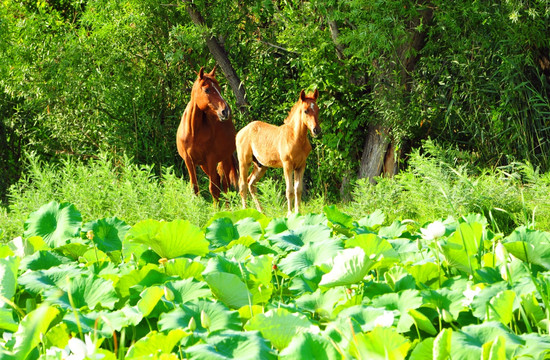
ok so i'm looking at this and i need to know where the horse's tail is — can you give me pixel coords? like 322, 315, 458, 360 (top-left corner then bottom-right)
228, 153, 239, 190
217, 153, 239, 191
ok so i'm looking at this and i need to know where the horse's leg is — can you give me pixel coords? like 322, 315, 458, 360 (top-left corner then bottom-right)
248, 163, 267, 212
201, 163, 222, 204
294, 166, 305, 214
217, 161, 229, 193
283, 164, 295, 216
183, 155, 200, 195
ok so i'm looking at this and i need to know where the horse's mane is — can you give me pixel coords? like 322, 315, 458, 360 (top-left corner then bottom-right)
283, 101, 301, 125
283, 93, 315, 124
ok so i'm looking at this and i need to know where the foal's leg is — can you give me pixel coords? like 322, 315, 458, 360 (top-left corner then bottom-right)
237, 149, 252, 209
248, 163, 267, 212
283, 164, 295, 216
293, 167, 305, 214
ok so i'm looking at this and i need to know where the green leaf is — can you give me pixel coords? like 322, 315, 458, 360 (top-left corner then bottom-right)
487, 290, 515, 325
378, 220, 408, 238
440, 222, 483, 274
185, 330, 276, 360
46, 273, 118, 310
163, 257, 205, 280
372, 290, 423, 333
346, 233, 399, 269
18, 263, 84, 295
115, 264, 168, 299
357, 209, 386, 229
206, 217, 239, 248
434, 328, 452, 360
8, 236, 47, 257
165, 278, 211, 305
244, 308, 318, 350
13, 305, 60, 359
23, 201, 82, 247
207, 209, 269, 229
82, 217, 130, 253
471, 282, 508, 320
407, 262, 441, 288
323, 205, 354, 228
137, 286, 165, 317
204, 272, 251, 309
127, 219, 209, 259
482, 335, 506, 360
278, 238, 342, 277
19, 250, 71, 271
63, 307, 143, 337
158, 300, 241, 333
125, 329, 188, 358
295, 288, 344, 320
279, 332, 340, 360
503, 226, 550, 270
268, 224, 332, 251
320, 247, 373, 288
451, 322, 523, 359
408, 308, 437, 335
349, 326, 411, 360
0, 256, 19, 307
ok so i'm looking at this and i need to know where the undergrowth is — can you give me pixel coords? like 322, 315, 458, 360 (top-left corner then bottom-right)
345, 140, 550, 233
1, 142, 550, 242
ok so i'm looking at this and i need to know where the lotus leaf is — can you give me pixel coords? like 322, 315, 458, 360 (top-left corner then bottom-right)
184, 329, 276, 360
23, 201, 82, 248
245, 308, 319, 350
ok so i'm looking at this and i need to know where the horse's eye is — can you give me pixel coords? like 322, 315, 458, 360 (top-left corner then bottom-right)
204, 87, 211, 94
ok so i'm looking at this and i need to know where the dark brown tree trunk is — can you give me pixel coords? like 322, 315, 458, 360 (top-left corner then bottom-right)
183, 1, 248, 113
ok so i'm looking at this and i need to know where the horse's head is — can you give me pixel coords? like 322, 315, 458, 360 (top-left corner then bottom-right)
193, 66, 231, 121
299, 89, 321, 138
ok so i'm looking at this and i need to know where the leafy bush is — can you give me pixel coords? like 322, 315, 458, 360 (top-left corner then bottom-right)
1, 153, 212, 240
346, 140, 550, 233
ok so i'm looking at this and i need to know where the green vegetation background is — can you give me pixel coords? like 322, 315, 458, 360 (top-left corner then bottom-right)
2, 0, 550, 236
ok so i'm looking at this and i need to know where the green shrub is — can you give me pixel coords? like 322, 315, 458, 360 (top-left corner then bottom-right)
0, 153, 213, 241
346, 140, 550, 233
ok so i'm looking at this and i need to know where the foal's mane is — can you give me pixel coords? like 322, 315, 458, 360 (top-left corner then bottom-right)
283, 101, 301, 125
283, 93, 315, 124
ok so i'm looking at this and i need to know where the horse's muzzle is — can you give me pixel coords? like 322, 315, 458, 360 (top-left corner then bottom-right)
312, 126, 322, 138
218, 107, 230, 121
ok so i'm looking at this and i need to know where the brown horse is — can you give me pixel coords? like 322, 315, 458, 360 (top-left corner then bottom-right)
176, 66, 238, 202
236, 89, 320, 215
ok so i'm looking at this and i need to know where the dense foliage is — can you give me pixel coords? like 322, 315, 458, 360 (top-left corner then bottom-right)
1, 202, 550, 358
1, 0, 550, 201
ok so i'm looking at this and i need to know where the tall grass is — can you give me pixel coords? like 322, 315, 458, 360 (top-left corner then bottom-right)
345, 140, 550, 233
2, 144, 550, 242
0, 153, 213, 240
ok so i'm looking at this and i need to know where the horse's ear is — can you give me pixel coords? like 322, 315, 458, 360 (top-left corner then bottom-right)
313, 89, 319, 100
300, 90, 307, 102
198, 67, 205, 79
209, 65, 217, 76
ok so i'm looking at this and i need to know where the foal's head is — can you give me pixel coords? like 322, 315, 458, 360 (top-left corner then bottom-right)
193, 66, 231, 121
298, 89, 321, 137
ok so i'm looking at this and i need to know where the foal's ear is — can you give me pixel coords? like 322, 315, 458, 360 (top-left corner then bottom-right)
313, 89, 319, 100
209, 65, 217, 77
198, 67, 205, 79
300, 90, 307, 102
